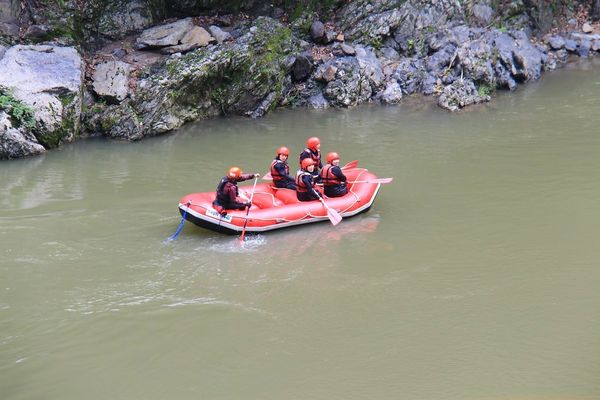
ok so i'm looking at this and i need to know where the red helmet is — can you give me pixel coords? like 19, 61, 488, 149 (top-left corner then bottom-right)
228, 166, 242, 178
301, 158, 315, 170
277, 146, 289, 156
326, 152, 340, 164
306, 137, 320, 151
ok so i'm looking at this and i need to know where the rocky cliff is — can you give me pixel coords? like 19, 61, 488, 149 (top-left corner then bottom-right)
1, 0, 599, 159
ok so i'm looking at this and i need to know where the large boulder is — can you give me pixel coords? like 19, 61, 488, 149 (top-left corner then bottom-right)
94, 0, 155, 40
317, 57, 372, 107
0, 110, 46, 160
338, 0, 463, 45
493, 31, 544, 83
92, 61, 131, 103
0, 45, 84, 149
160, 26, 215, 54
438, 78, 490, 111
135, 18, 195, 49
92, 17, 298, 139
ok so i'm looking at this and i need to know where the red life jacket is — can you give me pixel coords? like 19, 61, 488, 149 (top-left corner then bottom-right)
299, 148, 321, 169
320, 164, 343, 186
295, 170, 312, 193
270, 159, 289, 182
215, 177, 237, 204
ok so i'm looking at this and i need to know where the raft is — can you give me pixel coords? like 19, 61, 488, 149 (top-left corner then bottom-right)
177, 166, 384, 235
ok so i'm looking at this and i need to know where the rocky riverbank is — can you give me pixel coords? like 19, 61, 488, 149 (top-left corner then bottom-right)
1, 0, 600, 159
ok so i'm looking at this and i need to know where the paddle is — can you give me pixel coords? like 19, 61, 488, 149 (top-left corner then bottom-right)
348, 177, 393, 184
166, 201, 191, 242
341, 160, 359, 170
239, 176, 259, 242
313, 189, 342, 226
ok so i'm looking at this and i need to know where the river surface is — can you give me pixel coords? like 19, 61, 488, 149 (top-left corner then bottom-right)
2, 59, 600, 400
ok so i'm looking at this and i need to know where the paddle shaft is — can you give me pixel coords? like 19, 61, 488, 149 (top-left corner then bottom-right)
239, 176, 259, 242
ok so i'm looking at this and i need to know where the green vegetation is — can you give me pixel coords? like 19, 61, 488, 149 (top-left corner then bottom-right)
0, 89, 37, 131
477, 84, 493, 97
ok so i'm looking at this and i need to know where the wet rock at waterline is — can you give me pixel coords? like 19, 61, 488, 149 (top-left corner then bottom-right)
0, 45, 83, 150
0, 111, 46, 160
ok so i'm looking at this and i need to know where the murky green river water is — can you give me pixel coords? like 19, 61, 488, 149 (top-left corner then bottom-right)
2, 59, 600, 400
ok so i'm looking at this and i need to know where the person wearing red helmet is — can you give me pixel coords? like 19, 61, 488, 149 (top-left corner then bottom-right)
270, 146, 296, 189
213, 166, 260, 214
295, 158, 321, 201
299, 137, 322, 178
320, 152, 348, 197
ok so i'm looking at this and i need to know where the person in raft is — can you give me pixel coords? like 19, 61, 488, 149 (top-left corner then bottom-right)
295, 158, 321, 202
213, 166, 260, 214
320, 152, 348, 198
299, 136, 323, 178
271, 146, 296, 190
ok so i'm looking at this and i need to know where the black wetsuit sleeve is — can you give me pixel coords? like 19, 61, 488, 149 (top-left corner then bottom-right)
302, 174, 315, 194
332, 166, 347, 182
274, 162, 287, 177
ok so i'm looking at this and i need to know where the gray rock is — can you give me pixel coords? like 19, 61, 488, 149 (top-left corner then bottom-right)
437, 78, 489, 111
96, 104, 144, 141
456, 39, 495, 86
0, 45, 84, 149
564, 39, 577, 52
307, 92, 329, 109
0, 111, 46, 159
291, 54, 313, 82
339, 0, 462, 44
380, 47, 400, 61
471, 4, 493, 26
577, 39, 591, 57
105, 17, 298, 136
494, 61, 517, 90
582, 22, 593, 33
324, 30, 338, 44
135, 18, 194, 49
0, 22, 19, 38
341, 43, 356, 55
376, 81, 403, 104
421, 73, 438, 95
92, 61, 131, 103
494, 32, 543, 82
592, 40, 600, 51
209, 25, 232, 44
160, 26, 215, 54
355, 46, 384, 91
96, 0, 154, 40
570, 32, 600, 41
426, 45, 456, 75
428, 32, 449, 52
111, 48, 128, 59
317, 57, 372, 107
448, 25, 472, 46
393, 58, 426, 95
0, 45, 5, 60
310, 21, 325, 42
547, 35, 565, 50
23, 25, 52, 40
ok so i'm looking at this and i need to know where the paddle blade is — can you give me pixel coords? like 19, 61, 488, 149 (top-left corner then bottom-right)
375, 177, 393, 183
342, 160, 359, 170
348, 177, 393, 184
327, 208, 343, 226
262, 172, 273, 181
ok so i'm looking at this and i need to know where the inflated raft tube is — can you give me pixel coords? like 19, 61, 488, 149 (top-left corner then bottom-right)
178, 167, 384, 235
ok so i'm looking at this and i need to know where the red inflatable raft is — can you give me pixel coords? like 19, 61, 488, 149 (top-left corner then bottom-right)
177, 166, 386, 235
